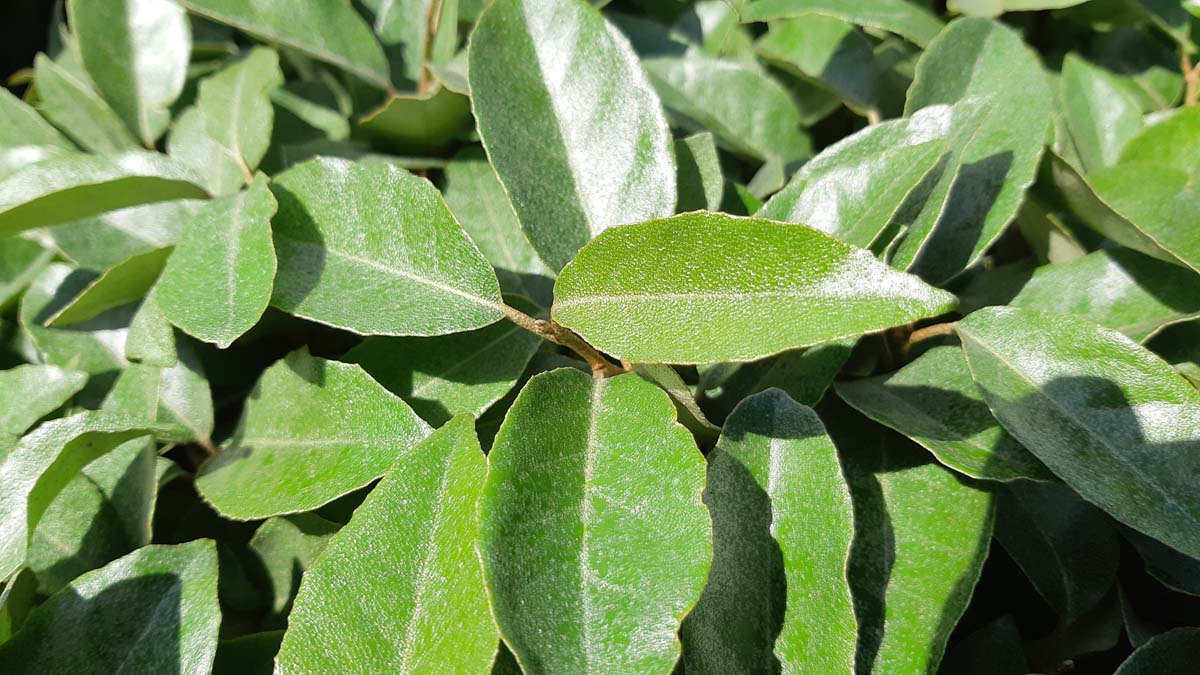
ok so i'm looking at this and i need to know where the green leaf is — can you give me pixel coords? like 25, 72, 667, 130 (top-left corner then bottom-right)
631, 362, 719, 439
469, 0, 676, 271
682, 389, 856, 674
175, 0, 391, 90
0, 86, 74, 151
950, 0, 1093, 16
20, 264, 132, 382
359, 86, 471, 155
995, 481, 1120, 622
0, 540, 220, 675
479, 369, 711, 674
643, 56, 811, 164
213, 632, 284, 675
49, 199, 202, 271
1089, 162, 1200, 275
32, 53, 140, 154
195, 349, 431, 520
441, 149, 554, 305
248, 513, 339, 620
26, 438, 157, 594
890, 18, 1053, 283
698, 339, 855, 422
0, 364, 87, 437
674, 132, 724, 212
345, 298, 542, 426
739, 0, 944, 48
552, 212, 957, 364
0, 237, 55, 310
157, 176, 279, 348
835, 346, 1053, 482
957, 306, 1200, 559
1115, 628, 1200, 674
358, 0, 452, 89
0, 152, 209, 236
67, 0, 191, 146
1123, 526, 1200, 596
168, 48, 284, 196
277, 416, 496, 674
1119, 108, 1200, 175
1009, 248, 1200, 343
755, 15, 877, 116
101, 342, 215, 446
269, 157, 504, 336
125, 285, 177, 367
45, 248, 171, 327
1059, 53, 1143, 174
758, 116, 946, 249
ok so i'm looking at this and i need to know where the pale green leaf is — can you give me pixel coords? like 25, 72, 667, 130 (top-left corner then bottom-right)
0, 237, 55, 310
0, 364, 87, 437
1088, 162, 1200, 275
674, 132, 724, 213
631, 362, 719, 438
196, 349, 431, 520
248, 514, 339, 620
102, 342, 214, 446
479, 369, 712, 674
269, 157, 504, 336
958, 306, 1200, 559
0, 86, 73, 151
358, 0, 446, 88
552, 212, 957, 364
1119, 108, 1200, 175
32, 53, 140, 154
359, 87, 471, 155
20, 264, 131, 381
277, 416, 496, 675
49, 199, 202, 271
46, 247, 171, 327
755, 15, 877, 116
1059, 53, 1143, 174
739, 0, 944, 47
125, 285, 177, 367
470, 0, 676, 271
950, 0, 1093, 16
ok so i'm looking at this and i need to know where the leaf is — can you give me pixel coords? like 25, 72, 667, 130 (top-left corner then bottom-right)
674, 132, 724, 212
1059, 53, 1143, 174
938, 615, 1028, 675
757, 115, 946, 249
248, 513, 339, 620
0, 540, 220, 675
0, 364, 87, 437
125, 285, 177, 366
631, 362, 719, 440
835, 346, 1053, 482
213, 632, 283, 675
32, 53, 140, 154
49, 199, 202, 272
157, 176, 278, 348
26, 438, 157, 594
276, 416, 497, 674
0, 237, 55, 310
957, 306, 1200, 559
1115, 628, 1200, 674
358, 0, 451, 89
67, 0, 191, 145
699, 339, 855, 422
0, 152, 209, 236
175, 0, 391, 90
739, 0, 944, 48
478, 369, 712, 674
359, 86, 471, 155
0, 86, 74, 151
1119, 108, 1200, 175
168, 48, 284, 195
0, 411, 167, 580
102, 342, 215, 446
45, 248, 171, 327
195, 349, 431, 520
755, 15, 878, 116
1122, 526, 1200, 596
643, 56, 811, 164
995, 481, 1121, 622
469, 0, 676, 271
269, 157, 504, 336
345, 297, 542, 426
1089, 162, 1200, 275
20, 264, 131, 383
950, 0, 1093, 16
441, 149, 554, 305
681, 389, 856, 674
552, 212, 957, 364
1009, 248, 1200, 343
889, 18, 1053, 283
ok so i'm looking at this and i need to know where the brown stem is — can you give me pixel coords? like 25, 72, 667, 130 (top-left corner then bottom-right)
1184, 52, 1200, 107
501, 303, 623, 378
906, 322, 957, 349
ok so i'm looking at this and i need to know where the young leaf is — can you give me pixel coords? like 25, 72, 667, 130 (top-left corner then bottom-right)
174, 0, 391, 90
1059, 53, 1143, 174
469, 0, 676, 271
0, 86, 74, 151
682, 389, 857, 674
248, 513, 339, 621
958, 306, 1200, 559
0, 540, 220, 675
45, 247, 171, 327
67, 0, 191, 146
32, 53, 140, 154
269, 157, 504, 336
0, 364, 86, 437
168, 48, 284, 195
552, 212, 957, 364
739, 0, 944, 47
1114, 628, 1200, 674
157, 176, 279, 348
276, 416, 496, 675
891, 18, 1053, 283
835, 346, 1053, 482
479, 369, 712, 674
195, 349, 431, 520
0, 152, 209, 236
1089, 162, 1200, 275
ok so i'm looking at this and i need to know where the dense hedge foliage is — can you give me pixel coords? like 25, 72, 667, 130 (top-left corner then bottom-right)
1, 0, 1199, 673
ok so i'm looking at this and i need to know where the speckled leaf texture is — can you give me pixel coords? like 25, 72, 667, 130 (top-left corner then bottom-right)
196, 349, 430, 520
33, 53, 140, 154
277, 416, 496, 675
479, 369, 712, 674
553, 212, 957, 363
0, 540, 220, 675
958, 306, 1200, 559
1059, 53, 1143, 174
157, 175, 279, 348
0, 88, 74, 151
469, 0, 676, 271
269, 157, 504, 336
683, 389, 857, 674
